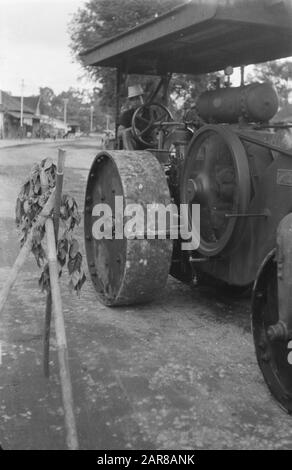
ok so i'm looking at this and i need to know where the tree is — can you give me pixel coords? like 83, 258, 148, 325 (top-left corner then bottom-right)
69, 0, 213, 114
248, 60, 292, 107
39, 87, 55, 115
39, 86, 107, 132
69, 0, 183, 60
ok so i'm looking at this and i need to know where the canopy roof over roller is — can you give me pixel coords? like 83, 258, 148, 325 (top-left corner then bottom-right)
80, 0, 292, 75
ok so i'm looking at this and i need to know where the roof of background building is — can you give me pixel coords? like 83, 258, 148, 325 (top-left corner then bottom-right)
7, 111, 40, 121
0, 91, 35, 114
13, 96, 40, 113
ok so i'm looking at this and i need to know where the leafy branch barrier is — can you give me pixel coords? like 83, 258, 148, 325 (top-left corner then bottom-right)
16, 156, 86, 295
0, 150, 86, 449
0, 190, 55, 314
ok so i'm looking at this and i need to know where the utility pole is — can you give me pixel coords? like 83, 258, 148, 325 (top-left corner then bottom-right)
240, 66, 245, 87
63, 98, 69, 126
20, 79, 24, 135
106, 114, 110, 131
0, 90, 3, 139
90, 105, 94, 133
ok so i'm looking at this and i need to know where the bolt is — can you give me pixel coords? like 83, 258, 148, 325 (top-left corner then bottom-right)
186, 178, 198, 202
267, 322, 287, 342
261, 352, 271, 363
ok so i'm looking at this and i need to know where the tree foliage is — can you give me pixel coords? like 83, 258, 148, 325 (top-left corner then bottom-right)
16, 159, 86, 295
69, 0, 183, 110
68, 0, 216, 115
69, 0, 182, 58
39, 86, 107, 132
248, 60, 292, 107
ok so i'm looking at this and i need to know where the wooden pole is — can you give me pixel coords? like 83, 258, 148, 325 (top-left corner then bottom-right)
45, 217, 79, 450
43, 292, 52, 377
40, 168, 51, 378
53, 149, 66, 239
0, 190, 55, 316
43, 149, 66, 377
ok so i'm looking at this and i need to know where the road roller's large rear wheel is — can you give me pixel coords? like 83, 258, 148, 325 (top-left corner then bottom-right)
84, 150, 173, 306
252, 254, 292, 413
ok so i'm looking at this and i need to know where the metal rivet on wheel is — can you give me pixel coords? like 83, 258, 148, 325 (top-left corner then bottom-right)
261, 352, 271, 362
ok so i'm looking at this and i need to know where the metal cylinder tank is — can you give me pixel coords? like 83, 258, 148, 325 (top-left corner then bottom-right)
197, 82, 279, 124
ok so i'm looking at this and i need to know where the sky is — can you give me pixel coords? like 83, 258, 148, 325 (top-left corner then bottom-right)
0, 0, 245, 98
0, 0, 291, 100
0, 0, 95, 96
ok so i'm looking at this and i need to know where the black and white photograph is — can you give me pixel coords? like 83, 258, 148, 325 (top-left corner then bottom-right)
0, 0, 292, 453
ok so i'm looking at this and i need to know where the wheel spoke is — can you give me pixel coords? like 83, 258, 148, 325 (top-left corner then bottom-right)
132, 103, 173, 147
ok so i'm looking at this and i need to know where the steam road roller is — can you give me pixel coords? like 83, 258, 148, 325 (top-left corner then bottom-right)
81, 0, 292, 412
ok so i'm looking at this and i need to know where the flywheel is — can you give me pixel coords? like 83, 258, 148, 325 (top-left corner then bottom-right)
84, 150, 173, 306
180, 125, 251, 257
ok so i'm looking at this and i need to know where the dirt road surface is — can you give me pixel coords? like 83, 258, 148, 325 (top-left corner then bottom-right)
0, 138, 291, 450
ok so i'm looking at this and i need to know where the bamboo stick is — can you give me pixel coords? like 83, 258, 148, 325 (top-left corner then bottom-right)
40, 167, 52, 378
45, 217, 79, 450
0, 189, 55, 316
43, 292, 52, 378
53, 149, 66, 239
43, 150, 66, 377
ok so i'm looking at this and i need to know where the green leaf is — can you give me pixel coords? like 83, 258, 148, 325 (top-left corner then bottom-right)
67, 197, 74, 210
39, 264, 50, 292
43, 158, 53, 171
60, 205, 68, 219
23, 200, 30, 213
71, 270, 80, 287
69, 239, 79, 259
16, 159, 85, 296
30, 163, 39, 180
67, 257, 75, 275
33, 180, 41, 194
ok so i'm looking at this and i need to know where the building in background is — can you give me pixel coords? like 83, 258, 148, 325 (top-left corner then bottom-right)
13, 96, 41, 117
0, 90, 40, 138
67, 120, 80, 135
39, 114, 69, 138
0, 92, 72, 139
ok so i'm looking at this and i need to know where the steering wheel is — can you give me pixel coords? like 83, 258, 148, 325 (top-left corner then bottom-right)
132, 102, 173, 147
